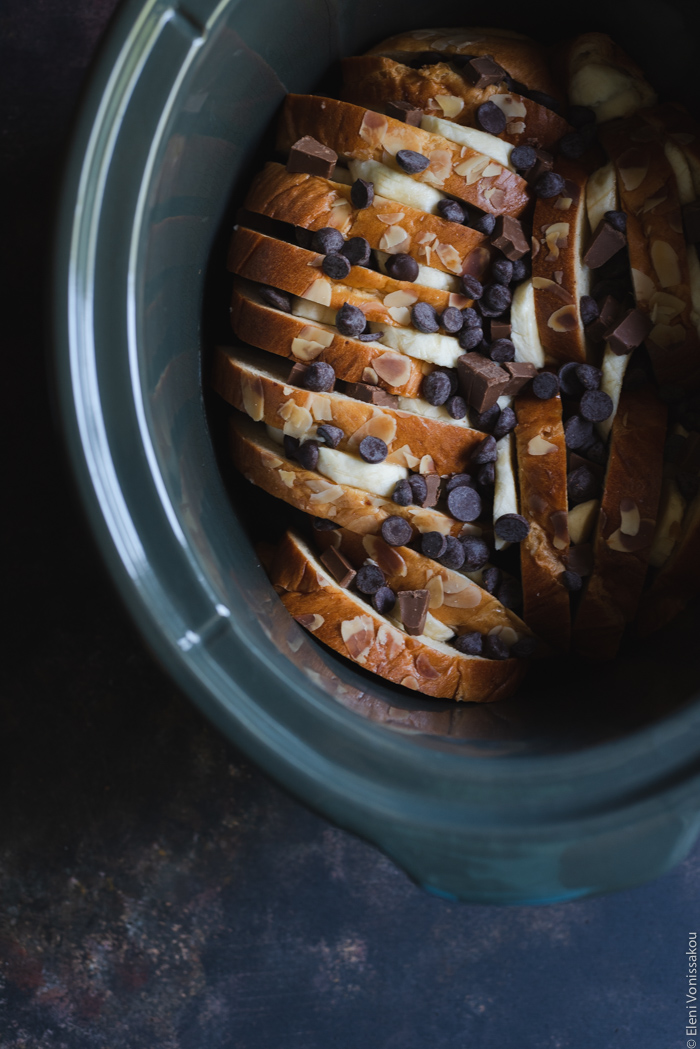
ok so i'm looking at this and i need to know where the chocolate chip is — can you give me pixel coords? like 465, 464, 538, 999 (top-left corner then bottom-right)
385, 253, 419, 282
472, 434, 498, 464
471, 213, 496, 236
483, 283, 512, 314
510, 145, 536, 172
344, 382, 398, 407
494, 513, 530, 543
567, 105, 596, 127
492, 258, 514, 285
350, 178, 374, 210
575, 364, 602, 390
583, 221, 626, 269
392, 479, 413, 506
495, 578, 523, 611
461, 535, 490, 571
287, 136, 337, 179
355, 564, 386, 594
316, 424, 343, 448
437, 198, 466, 223
438, 535, 466, 570
491, 216, 530, 261
440, 306, 464, 334
311, 227, 345, 254
396, 149, 430, 173
462, 55, 507, 89
259, 285, 292, 312
397, 589, 430, 635
579, 295, 600, 326
446, 473, 474, 493
568, 465, 599, 505
335, 302, 366, 336
461, 307, 482, 328
359, 436, 388, 463
580, 389, 613, 423
321, 252, 351, 279
482, 635, 510, 660
446, 394, 467, 420
421, 531, 448, 560
476, 100, 507, 135
461, 274, 483, 300
421, 370, 452, 405
492, 406, 517, 439
408, 474, 428, 504
385, 100, 423, 125
511, 258, 530, 282
489, 338, 515, 363
381, 516, 412, 546
458, 326, 485, 351
534, 171, 565, 198
373, 586, 397, 613
586, 441, 607, 466
296, 440, 319, 471
341, 236, 371, 265
303, 361, 335, 392
447, 485, 482, 522
411, 302, 440, 333
564, 414, 594, 450
561, 570, 583, 592
532, 371, 559, 399
477, 461, 496, 487
435, 366, 459, 394
355, 331, 383, 343
481, 566, 500, 594
284, 435, 300, 460
558, 361, 585, 398
454, 632, 483, 655
312, 516, 338, 531
604, 210, 627, 233
557, 131, 587, 159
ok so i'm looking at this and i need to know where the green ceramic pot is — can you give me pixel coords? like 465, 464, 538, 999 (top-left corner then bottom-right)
54, 0, 700, 903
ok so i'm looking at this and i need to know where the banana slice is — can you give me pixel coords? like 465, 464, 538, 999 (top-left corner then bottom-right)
422, 613, 456, 643
292, 297, 338, 327
649, 479, 687, 568
316, 446, 408, 497
396, 395, 473, 428
597, 342, 630, 441
375, 250, 461, 292
493, 433, 518, 551
510, 279, 546, 369
420, 114, 514, 170
371, 323, 462, 367
586, 162, 618, 233
348, 159, 445, 213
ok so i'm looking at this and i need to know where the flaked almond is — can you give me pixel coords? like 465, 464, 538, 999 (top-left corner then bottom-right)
488, 625, 520, 647
308, 482, 344, 504
268, 456, 283, 470
620, 498, 641, 536
388, 444, 421, 470
507, 119, 526, 135
650, 291, 686, 324
531, 236, 541, 259
554, 196, 573, 211
649, 322, 686, 349
544, 222, 570, 261
299, 324, 333, 348
426, 574, 444, 609
424, 149, 452, 185
362, 366, 379, 384
550, 509, 570, 551
400, 675, 420, 690
241, 374, 265, 422
419, 454, 437, 475
443, 582, 482, 608
639, 193, 667, 214
411, 509, 452, 534
482, 187, 506, 211
568, 499, 599, 545
651, 241, 681, 288
295, 613, 325, 631
618, 148, 649, 191
384, 290, 418, 308
415, 652, 440, 679
547, 304, 579, 332
631, 267, 656, 303
326, 201, 352, 230
606, 519, 655, 552
436, 94, 464, 118
435, 242, 463, 274
340, 615, 374, 663
379, 226, 410, 252
308, 394, 333, 422
489, 93, 527, 119
359, 110, 388, 149
422, 615, 455, 643
376, 622, 404, 660
348, 412, 397, 449
278, 469, 295, 488
528, 434, 559, 456
462, 245, 490, 279
291, 337, 326, 361
302, 278, 332, 306
373, 352, 413, 386
448, 292, 470, 309
482, 162, 503, 178
532, 276, 574, 303
454, 153, 490, 184
279, 399, 313, 437
387, 305, 412, 325
377, 211, 406, 225
363, 534, 407, 577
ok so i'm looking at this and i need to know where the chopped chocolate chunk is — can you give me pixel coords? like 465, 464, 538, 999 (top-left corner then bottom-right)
296, 440, 320, 471
580, 389, 613, 423
568, 464, 600, 505
461, 274, 484, 300
446, 473, 474, 493
355, 564, 386, 594
510, 145, 537, 173
477, 461, 496, 488
284, 435, 300, 460
454, 632, 483, 656
457, 353, 511, 412
437, 198, 467, 223
359, 436, 387, 463
385, 253, 419, 282
462, 54, 507, 89
583, 221, 627, 269
421, 531, 448, 560
423, 474, 442, 508
490, 319, 512, 341
557, 131, 588, 160
579, 295, 600, 326
492, 258, 514, 285
421, 370, 452, 405
312, 516, 338, 531
320, 546, 356, 587
303, 361, 335, 392
458, 326, 485, 351
259, 285, 292, 312
475, 100, 507, 135
495, 578, 523, 611
316, 423, 343, 448
398, 589, 430, 635
532, 371, 559, 399
392, 478, 413, 506
447, 485, 482, 522
461, 535, 490, 571
567, 105, 596, 127
350, 178, 374, 210
322, 252, 352, 279
311, 226, 345, 255
494, 513, 530, 543
604, 210, 627, 233
682, 201, 700, 244
373, 586, 396, 614
561, 570, 583, 592
408, 473, 428, 505
607, 308, 652, 355
503, 361, 537, 396
489, 338, 515, 363
481, 566, 501, 594
446, 394, 467, 419
440, 306, 464, 334
288, 361, 309, 386
586, 294, 622, 342
482, 635, 510, 660
336, 302, 367, 336
396, 149, 430, 174
287, 136, 337, 179
471, 213, 496, 236
472, 434, 498, 464
558, 361, 585, 398
576, 364, 602, 390
525, 148, 554, 185
344, 382, 399, 408
341, 236, 371, 265
491, 215, 530, 261
385, 99, 423, 125
564, 414, 594, 450
381, 516, 412, 547
534, 171, 565, 198
438, 535, 466, 570
411, 301, 440, 333
511, 636, 537, 658
492, 406, 517, 439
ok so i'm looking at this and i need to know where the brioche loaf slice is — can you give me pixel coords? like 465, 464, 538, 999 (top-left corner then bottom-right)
242, 163, 493, 279
269, 531, 526, 703
230, 413, 466, 538
513, 391, 571, 651
557, 33, 657, 124
213, 346, 483, 475
637, 491, 700, 637
277, 95, 531, 215
229, 280, 425, 397
531, 161, 591, 365
314, 526, 537, 647
572, 385, 667, 660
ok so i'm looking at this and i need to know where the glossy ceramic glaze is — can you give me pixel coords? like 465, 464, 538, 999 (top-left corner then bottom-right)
54, 0, 700, 902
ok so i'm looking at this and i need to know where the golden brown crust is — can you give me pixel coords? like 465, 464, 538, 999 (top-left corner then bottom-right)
213, 346, 483, 475
229, 413, 466, 538
270, 531, 526, 703
637, 494, 700, 636
573, 385, 667, 659
277, 95, 531, 213
531, 160, 591, 365
514, 392, 571, 651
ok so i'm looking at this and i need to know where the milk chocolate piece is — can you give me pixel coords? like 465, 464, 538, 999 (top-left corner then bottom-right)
502, 361, 536, 395
491, 215, 530, 261
288, 362, 309, 386
386, 99, 423, 126
607, 307, 652, 355
287, 136, 337, 179
683, 201, 700, 244
344, 382, 399, 408
457, 353, 511, 412
490, 319, 512, 341
585, 294, 621, 342
422, 474, 441, 508
462, 55, 507, 89
582, 221, 627, 269
320, 547, 356, 588
398, 589, 430, 636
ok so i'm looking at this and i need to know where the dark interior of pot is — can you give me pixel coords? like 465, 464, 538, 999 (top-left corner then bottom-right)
140, 0, 700, 752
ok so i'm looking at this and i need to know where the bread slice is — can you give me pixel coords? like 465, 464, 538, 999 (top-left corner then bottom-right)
229, 279, 426, 396
531, 160, 591, 365
269, 530, 526, 703
242, 163, 493, 278
213, 345, 484, 475
229, 413, 468, 538
557, 33, 657, 124
277, 94, 531, 215
572, 385, 667, 660
637, 491, 700, 637
314, 525, 538, 647
513, 391, 571, 651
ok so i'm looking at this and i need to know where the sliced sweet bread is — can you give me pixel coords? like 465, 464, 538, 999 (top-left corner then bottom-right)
637, 490, 700, 637
557, 33, 657, 124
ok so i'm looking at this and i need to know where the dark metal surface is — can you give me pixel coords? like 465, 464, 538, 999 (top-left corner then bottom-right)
2, 0, 698, 1043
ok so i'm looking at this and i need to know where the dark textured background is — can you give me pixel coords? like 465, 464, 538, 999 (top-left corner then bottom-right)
1, 1, 698, 1045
